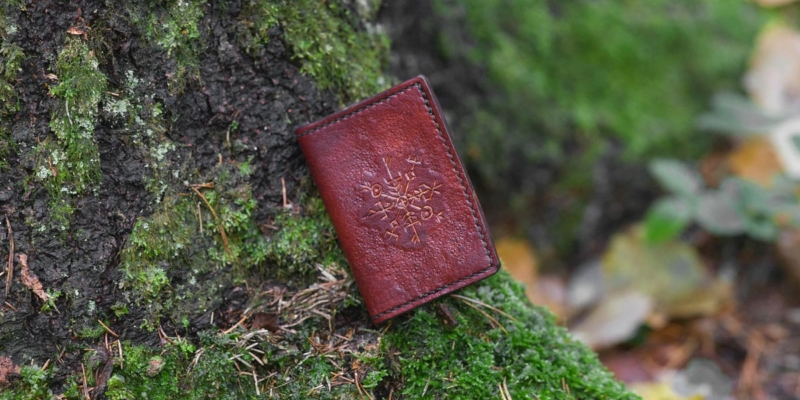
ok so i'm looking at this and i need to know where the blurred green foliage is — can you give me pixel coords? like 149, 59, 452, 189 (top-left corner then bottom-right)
439, 0, 764, 177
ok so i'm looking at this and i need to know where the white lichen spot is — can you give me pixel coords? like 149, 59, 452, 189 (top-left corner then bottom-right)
151, 141, 175, 162
51, 149, 66, 165
36, 165, 52, 180
105, 98, 131, 117
125, 70, 139, 90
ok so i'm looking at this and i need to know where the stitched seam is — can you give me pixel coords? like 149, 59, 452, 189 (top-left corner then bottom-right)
296, 85, 418, 138
370, 83, 495, 322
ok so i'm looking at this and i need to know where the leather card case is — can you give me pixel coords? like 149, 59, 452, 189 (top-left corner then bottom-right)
295, 75, 500, 324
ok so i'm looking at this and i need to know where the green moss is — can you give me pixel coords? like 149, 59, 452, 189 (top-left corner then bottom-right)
131, 0, 206, 90
0, 20, 23, 170
76, 323, 106, 339
384, 270, 637, 399
267, 196, 341, 279
118, 161, 277, 328
0, 365, 52, 400
33, 37, 106, 228
104, 342, 185, 399
239, 0, 389, 102
101, 270, 634, 399
0, 55, 20, 115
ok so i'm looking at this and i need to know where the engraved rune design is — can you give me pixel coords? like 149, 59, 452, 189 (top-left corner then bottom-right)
360, 155, 443, 244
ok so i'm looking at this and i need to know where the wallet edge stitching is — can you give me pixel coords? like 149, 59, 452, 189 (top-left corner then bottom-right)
296, 84, 415, 138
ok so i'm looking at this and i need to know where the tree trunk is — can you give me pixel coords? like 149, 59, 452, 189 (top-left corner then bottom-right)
0, 1, 636, 398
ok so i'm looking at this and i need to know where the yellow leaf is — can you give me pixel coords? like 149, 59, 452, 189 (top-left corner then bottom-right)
631, 382, 704, 400
726, 136, 783, 186
497, 238, 538, 290
753, 0, 798, 7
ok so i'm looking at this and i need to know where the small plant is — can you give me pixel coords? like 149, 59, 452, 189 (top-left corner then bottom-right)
644, 159, 800, 243
40, 290, 62, 313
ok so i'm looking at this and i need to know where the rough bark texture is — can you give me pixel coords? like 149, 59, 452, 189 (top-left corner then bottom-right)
0, 1, 637, 398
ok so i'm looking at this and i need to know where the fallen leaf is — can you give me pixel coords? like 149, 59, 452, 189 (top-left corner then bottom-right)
671, 359, 734, 400
600, 351, 654, 383
631, 381, 703, 400
146, 356, 164, 377
726, 137, 783, 186
601, 227, 731, 319
249, 312, 279, 332
776, 228, 800, 288
744, 24, 800, 115
497, 238, 569, 320
0, 356, 19, 385
754, 0, 799, 7
566, 259, 605, 312
496, 238, 538, 297
66, 26, 85, 36
660, 279, 733, 320
602, 227, 706, 311
570, 291, 653, 350
530, 276, 567, 321
17, 254, 48, 302
630, 359, 733, 400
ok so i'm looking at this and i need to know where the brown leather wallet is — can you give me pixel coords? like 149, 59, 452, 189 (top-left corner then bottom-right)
295, 75, 499, 324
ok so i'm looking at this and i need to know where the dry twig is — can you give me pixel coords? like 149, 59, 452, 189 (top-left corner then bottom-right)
451, 294, 518, 322
189, 184, 231, 256
457, 298, 508, 334
5, 214, 13, 298
81, 363, 90, 400
97, 319, 119, 338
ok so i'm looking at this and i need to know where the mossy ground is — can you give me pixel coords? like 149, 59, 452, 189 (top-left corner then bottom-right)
0, 0, 636, 398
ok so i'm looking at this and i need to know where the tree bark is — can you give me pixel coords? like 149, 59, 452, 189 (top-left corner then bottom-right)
0, 1, 637, 398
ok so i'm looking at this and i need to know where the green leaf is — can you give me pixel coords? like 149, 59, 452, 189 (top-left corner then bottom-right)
697, 92, 783, 136
744, 216, 779, 242
644, 196, 692, 244
649, 159, 702, 197
695, 191, 745, 235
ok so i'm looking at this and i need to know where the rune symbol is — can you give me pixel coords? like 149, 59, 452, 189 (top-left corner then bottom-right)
360, 155, 444, 244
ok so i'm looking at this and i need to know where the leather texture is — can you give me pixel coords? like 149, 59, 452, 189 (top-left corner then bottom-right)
296, 75, 499, 324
